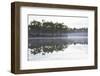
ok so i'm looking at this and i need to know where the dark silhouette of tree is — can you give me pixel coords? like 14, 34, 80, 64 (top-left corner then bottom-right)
28, 20, 88, 37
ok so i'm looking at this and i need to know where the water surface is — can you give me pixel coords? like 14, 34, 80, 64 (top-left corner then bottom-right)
28, 32, 88, 61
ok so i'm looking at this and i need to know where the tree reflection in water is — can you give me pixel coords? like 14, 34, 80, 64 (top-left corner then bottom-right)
28, 38, 88, 55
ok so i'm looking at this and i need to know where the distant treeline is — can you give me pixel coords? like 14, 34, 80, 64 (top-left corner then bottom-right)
28, 20, 88, 37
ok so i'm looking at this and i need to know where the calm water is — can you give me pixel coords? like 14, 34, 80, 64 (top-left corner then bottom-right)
28, 32, 88, 61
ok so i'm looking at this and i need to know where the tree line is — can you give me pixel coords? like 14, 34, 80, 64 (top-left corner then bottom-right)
28, 20, 88, 37
28, 20, 87, 32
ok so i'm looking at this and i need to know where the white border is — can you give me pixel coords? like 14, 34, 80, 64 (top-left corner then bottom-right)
20, 7, 95, 70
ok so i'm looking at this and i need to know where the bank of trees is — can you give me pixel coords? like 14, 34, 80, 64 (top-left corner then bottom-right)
28, 20, 68, 33
28, 20, 88, 37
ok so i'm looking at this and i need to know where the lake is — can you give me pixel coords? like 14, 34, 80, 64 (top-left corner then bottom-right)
28, 32, 88, 61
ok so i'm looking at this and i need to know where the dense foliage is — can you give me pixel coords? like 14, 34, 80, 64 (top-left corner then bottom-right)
28, 20, 88, 37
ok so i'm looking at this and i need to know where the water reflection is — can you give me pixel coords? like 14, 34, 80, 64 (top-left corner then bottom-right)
28, 37, 88, 55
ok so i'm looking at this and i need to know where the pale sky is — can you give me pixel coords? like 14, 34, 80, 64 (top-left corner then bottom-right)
28, 15, 88, 28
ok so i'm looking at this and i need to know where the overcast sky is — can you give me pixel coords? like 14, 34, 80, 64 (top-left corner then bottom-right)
28, 15, 88, 28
